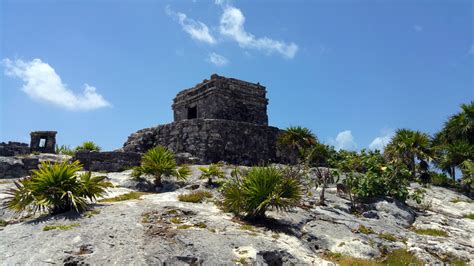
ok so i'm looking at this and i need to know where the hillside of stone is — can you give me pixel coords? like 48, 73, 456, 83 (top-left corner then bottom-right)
0, 165, 473, 265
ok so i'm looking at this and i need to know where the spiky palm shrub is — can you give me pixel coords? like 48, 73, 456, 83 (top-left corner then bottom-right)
199, 164, 225, 185
132, 146, 191, 186
221, 167, 301, 219
75, 141, 101, 152
5, 161, 112, 214
277, 126, 318, 164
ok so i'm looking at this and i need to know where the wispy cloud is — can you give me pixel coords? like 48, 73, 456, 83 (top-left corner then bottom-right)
469, 44, 474, 55
329, 130, 357, 151
166, 3, 298, 59
369, 129, 394, 151
219, 6, 298, 59
413, 24, 423, 32
2, 58, 110, 111
166, 6, 216, 45
207, 52, 229, 66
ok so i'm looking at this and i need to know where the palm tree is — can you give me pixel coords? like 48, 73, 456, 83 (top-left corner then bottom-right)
384, 129, 431, 179
433, 140, 474, 181
432, 102, 474, 181
277, 126, 318, 163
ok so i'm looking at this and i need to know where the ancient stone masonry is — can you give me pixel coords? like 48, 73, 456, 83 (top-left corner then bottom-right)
123, 74, 284, 165
0, 142, 30, 156
30, 131, 57, 154
173, 74, 268, 125
74, 151, 141, 172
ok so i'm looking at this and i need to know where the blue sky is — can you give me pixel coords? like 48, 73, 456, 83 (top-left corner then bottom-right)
1, 0, 473, 151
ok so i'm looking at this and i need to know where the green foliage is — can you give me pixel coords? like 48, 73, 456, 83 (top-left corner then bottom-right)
358, 224, 375, 234
221, 166, 302, 219
199, 164, 225, 185
5, 161, 112, 214
178, 191, 212, 203
410, 188, 426, 204
75, 141, 101, 152
132, 146, 190, 186
277, 126, 318, 163
55, 145, 75, 156
99, 191, 146, 202
384, 128, 431, 179
463, 213, 474, 219
413, 228, 448, 237
430, 172, 453, 187
43, 223, 80, 231
323, 249, 422, 266
344, 157, 411, 202
432, 102, 474, 181
0, 219, 7, 227
378, 233, 397, 242
382, 249, 423, 266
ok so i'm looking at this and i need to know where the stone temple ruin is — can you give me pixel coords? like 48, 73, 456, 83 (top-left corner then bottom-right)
123, 74, 284, 165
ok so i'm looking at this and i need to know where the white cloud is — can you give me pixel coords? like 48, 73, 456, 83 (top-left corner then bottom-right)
369, 129, 394, 151
2, 58, 110, 111
207, 52, 229, 66
166, 6, 216, 45
329, 130, 357, 151
219, 6, 298, 59
413, 25, 423, 32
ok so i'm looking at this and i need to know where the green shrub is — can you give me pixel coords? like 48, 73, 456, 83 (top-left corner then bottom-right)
378, 233, 397, 242
0, 219, 7, 227
382, 249, 423, 265
199, 164, 225, 185
463, 213, 474, 219
413, 228, 448, 237
221, 166, 301, 219
75, 141, 101, 152
99, 192, 146, 202
344, 156, 411, 202
358, 225, 375, 234
55, 145, 75, 156
178, 191, 212, 203
430, 172, 453, 187
43, 223, 80, 231
5, 161, 112, 214
132, 146, 191, 186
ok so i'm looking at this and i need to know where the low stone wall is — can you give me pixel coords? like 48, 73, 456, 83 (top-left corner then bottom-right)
0, 157, 39, 179
74, 151, 141, 172
123, 119, 284, 165
0, 142, 30, 157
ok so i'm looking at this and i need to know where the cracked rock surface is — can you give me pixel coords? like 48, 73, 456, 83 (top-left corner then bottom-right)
1, 166, 473, 265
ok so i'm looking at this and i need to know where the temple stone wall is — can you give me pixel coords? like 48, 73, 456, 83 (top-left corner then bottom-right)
0, 142, 30, 156
123, 119, 283, 165
172, 74, 268, 125
74, 151, 141, 172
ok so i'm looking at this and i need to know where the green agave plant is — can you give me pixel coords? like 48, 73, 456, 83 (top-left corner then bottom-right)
221, 166, 301, 219
132, 146, 191, 186
5, 160, 112, 214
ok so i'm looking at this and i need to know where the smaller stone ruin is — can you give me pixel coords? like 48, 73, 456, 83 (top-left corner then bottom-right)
30, 131, 57, 154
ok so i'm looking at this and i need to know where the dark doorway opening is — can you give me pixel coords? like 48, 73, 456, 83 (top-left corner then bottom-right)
187, 106, 197, 119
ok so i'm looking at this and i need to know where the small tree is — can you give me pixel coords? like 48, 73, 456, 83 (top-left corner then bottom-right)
199, 163, 225, 186
132, 146, 191, 187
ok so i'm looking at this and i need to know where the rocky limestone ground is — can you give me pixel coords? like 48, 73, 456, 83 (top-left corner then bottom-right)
0, 165, 473, 265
